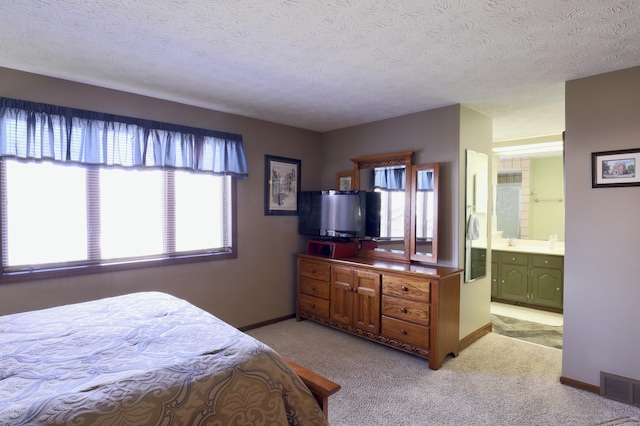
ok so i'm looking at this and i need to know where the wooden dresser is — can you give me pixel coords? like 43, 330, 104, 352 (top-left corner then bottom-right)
295, 253, 462, 370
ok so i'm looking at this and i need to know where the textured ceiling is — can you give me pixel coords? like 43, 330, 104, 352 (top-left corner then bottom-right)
1, 1, 639, 141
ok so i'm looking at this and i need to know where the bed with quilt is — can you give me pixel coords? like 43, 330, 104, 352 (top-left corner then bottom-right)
0, 292, 330, 425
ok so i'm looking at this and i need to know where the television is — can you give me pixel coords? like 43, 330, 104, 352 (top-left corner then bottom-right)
297, 190, 381, 239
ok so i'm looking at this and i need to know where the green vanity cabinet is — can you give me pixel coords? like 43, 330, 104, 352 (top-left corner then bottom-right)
493, 250, 564, 311
470, 247, 487, 281
530, 254, 563, 309
491, 260, 498, 298
498, 252, 529, 303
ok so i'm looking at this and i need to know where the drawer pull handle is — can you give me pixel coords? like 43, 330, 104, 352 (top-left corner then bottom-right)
400, 329, 407, 335
545, 260, 549, 264
401, 286, 408, 292
310, 268, 316, 273
400, 307, 408, 314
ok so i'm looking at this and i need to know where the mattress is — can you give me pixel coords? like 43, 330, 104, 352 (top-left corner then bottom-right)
0, 291, 328, 425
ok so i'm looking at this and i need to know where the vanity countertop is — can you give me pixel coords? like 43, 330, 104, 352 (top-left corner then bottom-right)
491, 238, 564, 256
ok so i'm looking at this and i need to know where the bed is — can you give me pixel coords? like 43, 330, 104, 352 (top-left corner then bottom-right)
0, 292, 334, 425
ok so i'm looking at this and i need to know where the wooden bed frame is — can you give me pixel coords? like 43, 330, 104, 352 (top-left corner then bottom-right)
284, 358, 341, 416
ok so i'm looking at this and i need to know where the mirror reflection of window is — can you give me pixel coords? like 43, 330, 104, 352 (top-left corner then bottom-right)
375, 190, 405, 238
415, 169, 435, 240
373, 166, 405, 240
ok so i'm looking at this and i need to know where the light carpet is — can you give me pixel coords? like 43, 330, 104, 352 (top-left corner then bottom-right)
247, 319, 640, 426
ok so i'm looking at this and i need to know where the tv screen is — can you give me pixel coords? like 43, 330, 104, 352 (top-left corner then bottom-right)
298, 190, 380, 239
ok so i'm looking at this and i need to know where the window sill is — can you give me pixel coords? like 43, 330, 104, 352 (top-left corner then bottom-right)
0, 251, 236, 284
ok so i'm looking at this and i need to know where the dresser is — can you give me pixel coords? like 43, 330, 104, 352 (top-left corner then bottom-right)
295, 253, 462, 370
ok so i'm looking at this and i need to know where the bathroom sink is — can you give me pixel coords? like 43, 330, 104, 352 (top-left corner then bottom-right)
492, 244, 564, 255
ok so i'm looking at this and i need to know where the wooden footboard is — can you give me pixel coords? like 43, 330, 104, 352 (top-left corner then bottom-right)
284, 358, 341, 416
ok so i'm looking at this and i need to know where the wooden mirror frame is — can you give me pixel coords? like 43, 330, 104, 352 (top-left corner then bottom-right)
410, 162, 439, 264
351, 151, 413, 263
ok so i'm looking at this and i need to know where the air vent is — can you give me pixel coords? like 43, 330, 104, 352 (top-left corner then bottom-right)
601, 371, 640, 407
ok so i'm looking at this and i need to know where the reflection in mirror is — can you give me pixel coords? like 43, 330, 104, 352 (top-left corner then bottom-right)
465, 150, 488, 283
492, 138, 564, 242
494, 154, 565, 241
360, 166, 406, 255
410, 163, 439, 263
352, 152, 412, 262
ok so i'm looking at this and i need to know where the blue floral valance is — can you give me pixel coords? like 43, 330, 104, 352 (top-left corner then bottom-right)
0, 97, 248, 177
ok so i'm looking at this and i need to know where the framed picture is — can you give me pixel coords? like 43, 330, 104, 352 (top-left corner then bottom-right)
336, 170, 354, 190
264, 155, 301, 215
592, 148, 640, 188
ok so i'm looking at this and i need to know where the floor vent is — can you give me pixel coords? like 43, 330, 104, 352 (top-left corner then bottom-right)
601, 371, 640, 407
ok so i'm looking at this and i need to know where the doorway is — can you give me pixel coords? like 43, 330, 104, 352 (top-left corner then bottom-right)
491, 137, 565, 348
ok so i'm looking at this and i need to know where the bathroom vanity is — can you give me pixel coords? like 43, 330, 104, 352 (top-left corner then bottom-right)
491, 240, 564, 312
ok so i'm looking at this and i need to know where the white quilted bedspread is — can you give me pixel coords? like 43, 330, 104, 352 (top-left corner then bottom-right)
0, 292, 327, 425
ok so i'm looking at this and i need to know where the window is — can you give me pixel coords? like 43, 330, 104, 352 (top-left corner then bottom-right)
1, 159, 234, 279
0, 97, 247, 282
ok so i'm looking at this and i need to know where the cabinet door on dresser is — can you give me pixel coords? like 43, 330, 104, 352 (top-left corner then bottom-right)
297, 258, 330, 320
330, 265, 381, 333
330, 265, 355, 326
353, 269, 381, 333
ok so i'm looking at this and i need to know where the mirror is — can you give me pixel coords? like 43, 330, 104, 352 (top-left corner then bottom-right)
410, 163, 439, 263
465, 150, 489, 283
352, 152, 413, 262
493, 146, 565, 242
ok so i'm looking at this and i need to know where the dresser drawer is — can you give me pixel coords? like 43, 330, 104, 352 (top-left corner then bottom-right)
382, 275, 430, 303
499, 251, 528, 266
382, 316, 429, 349
531, 254, 563, 269
299, 276, 330, 299
382, 296, 429, 326
298, 293, 329, 318
298, 259, 330, 281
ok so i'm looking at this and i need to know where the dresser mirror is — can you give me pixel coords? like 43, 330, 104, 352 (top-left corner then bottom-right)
464, 149, 489, 282
410, 163, 439, 263
352, 151, 413, 262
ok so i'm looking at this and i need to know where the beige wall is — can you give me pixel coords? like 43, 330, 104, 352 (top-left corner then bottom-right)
320, 105, 461, 266
530, 156, 565, 241
458, 106, 493, 338
0, 67, 323, 328
563, 66, 640, 386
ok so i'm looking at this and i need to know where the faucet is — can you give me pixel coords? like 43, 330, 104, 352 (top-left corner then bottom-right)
507, 237, 516, 247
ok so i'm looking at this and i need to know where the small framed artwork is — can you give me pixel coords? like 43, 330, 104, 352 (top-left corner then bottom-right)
336, 170, 354, 191
264, 155, 301, 215
592, 148, 640, 188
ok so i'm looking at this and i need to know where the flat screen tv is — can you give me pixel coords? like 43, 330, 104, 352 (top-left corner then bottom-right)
297, 190, 380, 239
